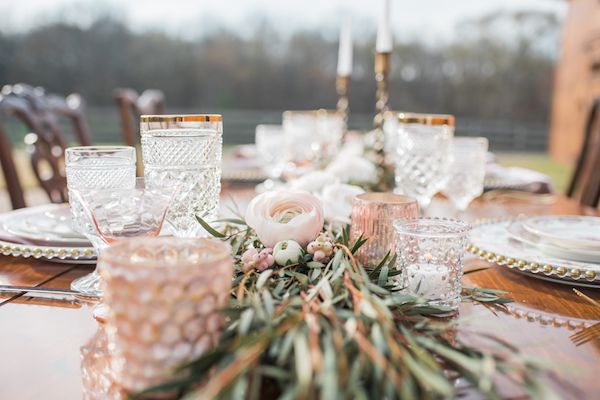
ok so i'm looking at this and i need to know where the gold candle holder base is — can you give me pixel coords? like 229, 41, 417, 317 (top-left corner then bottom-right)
336, 75, 350, 141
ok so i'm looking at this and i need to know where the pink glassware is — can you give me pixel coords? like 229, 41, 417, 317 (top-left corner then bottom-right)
98, 237, 233, 394
350, 193, 419, 267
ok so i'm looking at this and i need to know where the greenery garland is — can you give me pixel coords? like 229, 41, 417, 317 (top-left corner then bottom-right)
135, 216, 555, 400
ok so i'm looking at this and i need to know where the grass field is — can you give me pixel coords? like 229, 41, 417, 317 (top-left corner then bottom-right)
495, 152, 571, 193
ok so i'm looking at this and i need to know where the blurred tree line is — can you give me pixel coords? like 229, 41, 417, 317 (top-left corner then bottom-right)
0, 10, 559, 123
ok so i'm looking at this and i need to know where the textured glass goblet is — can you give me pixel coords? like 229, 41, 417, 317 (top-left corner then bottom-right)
394, 218, 471, 310
350, 193, 419, 267
141, 115, 223, 237
388, 113, 454, 210
65, 146, 136, 297
71, 178, 175, 298
442, 137, 489, 211
75, 178, 175, 244
282, 109, 344, 165
98, 237, 233, 393
255, 124, 289, 179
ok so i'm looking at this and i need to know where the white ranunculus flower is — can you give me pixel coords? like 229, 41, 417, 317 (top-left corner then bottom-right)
326, 156, 377, 184
288, 171, 338, 193
245, 190, 324, 248
319, 183, 365, 226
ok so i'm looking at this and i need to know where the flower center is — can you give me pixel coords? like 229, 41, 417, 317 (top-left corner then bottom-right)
271, 205, 303, 223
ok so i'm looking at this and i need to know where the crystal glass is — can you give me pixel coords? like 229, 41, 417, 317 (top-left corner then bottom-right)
141, 114, 223, 237
350, 193, 419, 267
255, 124, 288, 179
394, 218, 471, 310
70, 178, 175, 298
255, 124, 292, 191
282, 109, 344, 165
386, 113, 454, 209
65, 146, 136, 297
80, 326, 124, 399
98, 237, 233, 393
442, 137, 489, 211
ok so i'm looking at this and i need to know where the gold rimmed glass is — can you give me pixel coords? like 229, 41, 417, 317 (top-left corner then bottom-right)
384, 112, 455, 209
141, 114, 223, 237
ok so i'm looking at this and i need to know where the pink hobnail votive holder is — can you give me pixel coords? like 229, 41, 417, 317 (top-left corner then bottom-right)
98, 237, 233, 394
350, 193, 419, 267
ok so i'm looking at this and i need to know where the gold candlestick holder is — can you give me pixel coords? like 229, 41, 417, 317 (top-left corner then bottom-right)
372, 51, 393, 190
336, 74, 350, 140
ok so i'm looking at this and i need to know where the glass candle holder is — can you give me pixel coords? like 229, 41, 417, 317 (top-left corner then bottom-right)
393, 218, 471, 310
350, 193, 419, 267
98, 237, 233, 393
141, 115, 223, 237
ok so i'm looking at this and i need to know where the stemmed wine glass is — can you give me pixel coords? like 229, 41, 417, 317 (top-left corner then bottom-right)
255, 124, 289, 191
66, 146, 137, 297
442, 137, 489, 211
70, 177, 175, 297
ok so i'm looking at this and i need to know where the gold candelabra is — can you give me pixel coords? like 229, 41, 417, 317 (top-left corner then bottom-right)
336, 74, 350, 140
373, 52, 390, 160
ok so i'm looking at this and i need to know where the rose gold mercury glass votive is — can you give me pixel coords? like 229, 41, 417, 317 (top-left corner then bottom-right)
98, 237, 233, 394
350, 193, 419, 267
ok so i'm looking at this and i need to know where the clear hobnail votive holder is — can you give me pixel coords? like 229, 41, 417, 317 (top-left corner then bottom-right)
98, 237, 233, 393
393, 218, 471, 311
350, 193, 419, 267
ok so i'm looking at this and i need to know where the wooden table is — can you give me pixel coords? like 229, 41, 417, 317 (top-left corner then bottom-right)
0, 192, 599, 399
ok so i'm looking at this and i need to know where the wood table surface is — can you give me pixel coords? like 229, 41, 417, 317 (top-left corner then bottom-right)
0, 190, 599, 399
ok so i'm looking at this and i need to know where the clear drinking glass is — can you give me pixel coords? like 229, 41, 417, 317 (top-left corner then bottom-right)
74, 178, 175, 245
98, 237, 233, 393
255, 124, 288, 178
282, 109, 344, 165
387, 113, 454, 210
65, 146, 136, 297
442, 137, 489, 211
394, 218, 471, 310
350, 193, 419, 267
141, 115, 223, 237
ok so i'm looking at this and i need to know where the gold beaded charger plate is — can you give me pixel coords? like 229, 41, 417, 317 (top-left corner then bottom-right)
0, 205, 95, 264
0, 238, 96, 264
0, 204, 90, 246
469, 220, 600, 288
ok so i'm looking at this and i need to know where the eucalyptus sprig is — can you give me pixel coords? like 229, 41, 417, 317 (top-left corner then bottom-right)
136, 217, 551, 400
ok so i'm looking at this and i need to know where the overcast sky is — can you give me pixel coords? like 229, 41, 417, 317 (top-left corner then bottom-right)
0, 0, 568, 42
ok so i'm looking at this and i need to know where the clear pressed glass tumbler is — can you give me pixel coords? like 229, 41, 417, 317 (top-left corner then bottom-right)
141, 115, 223, 237
388, 113, 454, 210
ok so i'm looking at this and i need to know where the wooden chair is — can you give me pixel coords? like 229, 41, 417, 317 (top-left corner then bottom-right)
0, 84, 92, 207
566, 96, 600, 207
0, 123, 26, 209
114, 88, 165, 147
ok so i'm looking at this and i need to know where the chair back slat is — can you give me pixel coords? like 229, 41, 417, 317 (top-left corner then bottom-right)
114, 88, 165, 147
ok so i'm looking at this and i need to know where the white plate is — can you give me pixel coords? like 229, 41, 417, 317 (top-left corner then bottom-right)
523, 216, 600, 250
507, 221, 600, 263
1, 204, 90, 247
470, 220, 600, 288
